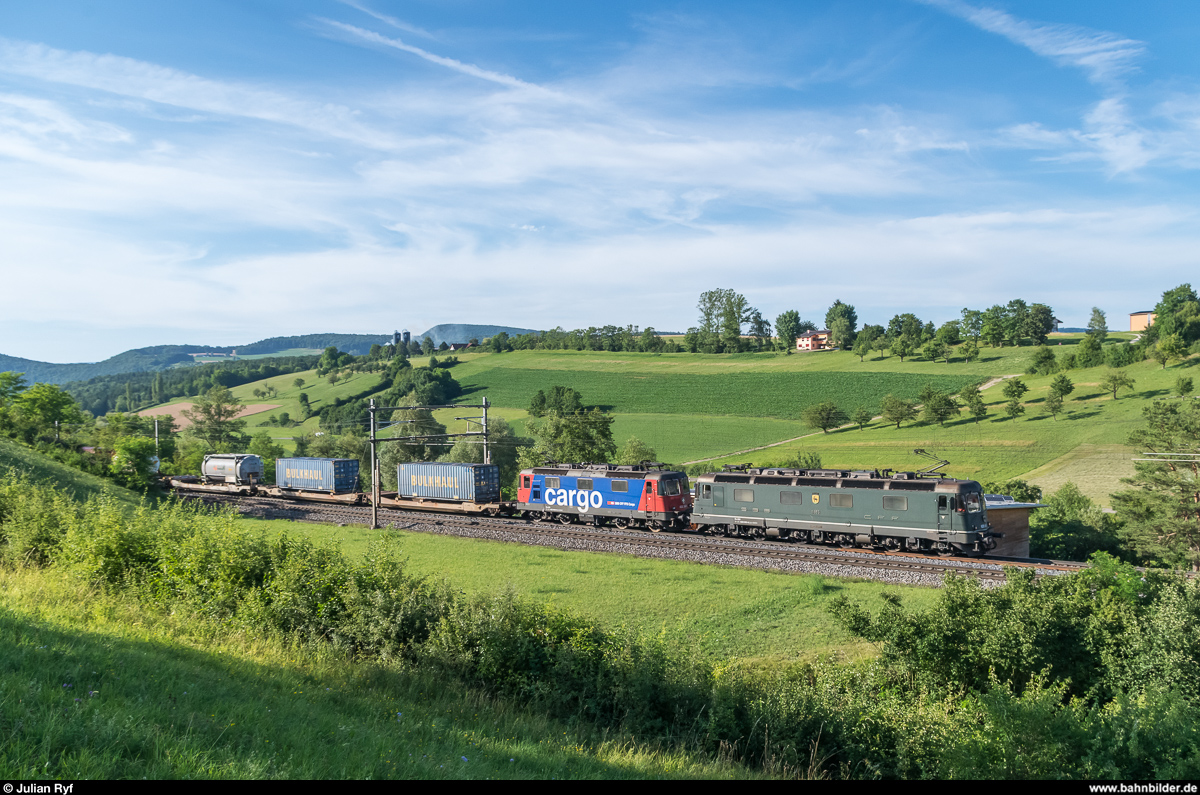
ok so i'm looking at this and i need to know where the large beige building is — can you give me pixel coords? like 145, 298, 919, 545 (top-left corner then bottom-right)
1130, 311, 1156, 332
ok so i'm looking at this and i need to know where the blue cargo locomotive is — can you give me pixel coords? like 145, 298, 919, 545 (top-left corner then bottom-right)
517, 463, 691, 530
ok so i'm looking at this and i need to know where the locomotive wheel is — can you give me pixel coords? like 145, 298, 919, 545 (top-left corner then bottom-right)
648, 523, 661, 533
558, 512, 574, 525
612, 516, 632, 529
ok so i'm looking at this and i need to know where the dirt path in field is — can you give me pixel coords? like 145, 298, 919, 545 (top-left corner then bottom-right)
139, 403, 281, 429
681, 375, 1021, 465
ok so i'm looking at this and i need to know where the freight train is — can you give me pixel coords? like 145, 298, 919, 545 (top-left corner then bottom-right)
170, 456, 998, 555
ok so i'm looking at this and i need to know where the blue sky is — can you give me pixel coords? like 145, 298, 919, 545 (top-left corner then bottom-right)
2, 1, 1198, 361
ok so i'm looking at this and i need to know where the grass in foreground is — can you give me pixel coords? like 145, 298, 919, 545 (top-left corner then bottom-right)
236, 517, 941, 664
0, 567, 761, 780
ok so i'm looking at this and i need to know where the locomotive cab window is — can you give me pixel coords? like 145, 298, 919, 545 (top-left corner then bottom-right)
612, 480, 628, 493
830, 493, 853, 508
522, 476, 531, 488
661, 479, 683, 496
701, 484, 712, 500
963, 492, 982, 512
733, 489, 754, 502
578, 479, 593, 490
882, 495, 908, 511
938, 495, 948, 509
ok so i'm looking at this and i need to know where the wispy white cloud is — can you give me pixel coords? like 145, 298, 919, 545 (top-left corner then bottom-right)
919, 0, 1145, 86
336, 0, 436, 40
0, 39, 400, 150
318, 20, 557, 96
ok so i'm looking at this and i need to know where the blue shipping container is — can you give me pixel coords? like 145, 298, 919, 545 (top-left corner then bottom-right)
277, 458, 360, 493
396, 463, 501, 503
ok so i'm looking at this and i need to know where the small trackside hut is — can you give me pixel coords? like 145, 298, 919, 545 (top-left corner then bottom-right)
517, 462, 692, 530
691, 466, 997, 555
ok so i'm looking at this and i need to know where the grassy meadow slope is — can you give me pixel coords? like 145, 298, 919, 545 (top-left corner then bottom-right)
144, 331, 1186, 503
0, 567, 755, 780
0, 437, 141, 508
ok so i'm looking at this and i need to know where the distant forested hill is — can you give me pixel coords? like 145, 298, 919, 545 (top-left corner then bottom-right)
234, 334, 390, 356
0, 325, 535, 387
0, 345, 226, 385
416, 324, 539, 345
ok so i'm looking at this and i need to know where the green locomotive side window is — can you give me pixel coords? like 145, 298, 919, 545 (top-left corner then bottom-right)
733, 489, 754, 502
830, 493, 853, 508
882, 495, 908, 511
780, 491, 804, 504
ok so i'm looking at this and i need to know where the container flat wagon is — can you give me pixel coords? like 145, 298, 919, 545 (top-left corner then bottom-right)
380, 463, 513, 515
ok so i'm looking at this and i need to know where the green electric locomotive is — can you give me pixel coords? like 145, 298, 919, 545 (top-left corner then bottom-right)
691, 467, 997, 555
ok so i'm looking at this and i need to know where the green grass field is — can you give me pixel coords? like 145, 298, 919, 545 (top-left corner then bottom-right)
704, 353, 1191, 506
236, 518, 941, 664
142, 330, 1187, 504
0, 567, 756, 780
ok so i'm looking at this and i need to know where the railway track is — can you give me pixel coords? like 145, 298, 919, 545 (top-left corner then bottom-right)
183, 492, 1084, 586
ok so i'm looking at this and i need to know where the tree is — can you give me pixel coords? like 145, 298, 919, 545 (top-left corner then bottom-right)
1076, 333, 1105, 368
1041, 390, 1064, 420
1027, 346, 1057, 375
802, 401, 848, 434
522, 408, 616, 465
720, 292, 752, 352
0, 371, 29, 407
960, 308, 983, 343
747, 310, 772, 351
775, 310, 801, 352
922, 391, 960, 426
1175, 376, 1194, 399
439, 417, 526, 493
959, 384, 988, 424
922, 340, 948, 363
529, 386, 583, 418
1049, 373, 1075, 400
981, 305, 1008, 347
853, 326, 879, 362
936, 321, 962, 346
180, 384, 248, 451
379, 397, 449, 486
825, 300, 857, 349
890, 336, 915, 362
852, 406, 874, 430
248, 432, 286, 483
1087, 308, 1108, 344
1002, 378, 1029, 403
1005, 299, 1030, 346
1027, 303, 1055, 345
616, 436, 658, 465
1111, 400, 1200, 569
1002, 378, 1028, 421
1153, 333, 1187, 369
1099, 369, 1136, 400
880, 394, 918, 429
957, 340, 979, 363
